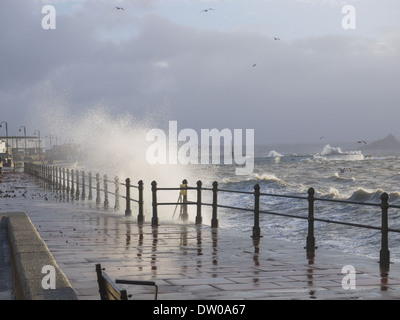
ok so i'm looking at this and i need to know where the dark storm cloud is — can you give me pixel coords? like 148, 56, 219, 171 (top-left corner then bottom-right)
1, 0, 400, 143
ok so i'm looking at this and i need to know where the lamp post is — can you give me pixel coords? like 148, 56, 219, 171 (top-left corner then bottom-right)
19, 126, 27, 159
34, 130, 41, 162
0, 121, 9, 164
46, 134, 54, 149
0, 121, 8, 149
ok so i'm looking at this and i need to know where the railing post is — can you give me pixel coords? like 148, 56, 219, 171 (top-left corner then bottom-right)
196, 180, 202, 225
51, 166, 55, 186
55, 167, 59, 190
380, 192, 390, 269
59, 167, 62, 190
103, 174, 109, 208
138, 180, 144, 223
58, 167, 62, 193
88, 172, 93, 200
306, 188, 316, 256
114, 176, 120, 211
125, 178, 132, 216
211, 181, 219, 228
58, 167, 61, 189
70, 169, 75, 199
96, 173, 101, 205
66, 169, 70, 194
151, 181, 159, 227
181, 179, 188, 221
62, 168, 65, 193
75, 170, 80, 199
81, 171, 86, 200
252, 184, 261, 239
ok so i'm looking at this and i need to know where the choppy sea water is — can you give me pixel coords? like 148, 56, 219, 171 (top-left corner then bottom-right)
42, 143, 400, 263
204, 144, 400, 263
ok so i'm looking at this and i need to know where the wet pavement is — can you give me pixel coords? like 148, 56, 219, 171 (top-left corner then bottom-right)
1, 170, 400, 300
0, 215, 13, 300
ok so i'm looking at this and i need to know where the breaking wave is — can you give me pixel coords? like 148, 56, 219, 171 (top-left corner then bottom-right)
315, 145, 364, 161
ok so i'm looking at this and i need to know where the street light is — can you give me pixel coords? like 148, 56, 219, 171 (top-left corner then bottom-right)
46, 134, 54, 149
19, 126, 27, 159
0, 121, 9, 164
34, 130, 41, 162
0, 121, 8, 149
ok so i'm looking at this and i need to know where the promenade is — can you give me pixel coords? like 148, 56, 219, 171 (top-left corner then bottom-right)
1, 170, 400, 300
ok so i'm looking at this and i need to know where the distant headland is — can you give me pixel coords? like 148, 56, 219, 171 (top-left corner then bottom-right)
361, 134, 400, 151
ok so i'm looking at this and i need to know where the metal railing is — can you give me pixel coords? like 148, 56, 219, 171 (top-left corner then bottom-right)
24, 163, 144, 222
151, 179, 400, 269
24, 163, 400, 269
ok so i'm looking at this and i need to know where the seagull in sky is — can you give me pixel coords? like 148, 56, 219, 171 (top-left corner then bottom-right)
252, 64, 256, 67
200, 8, 215, 14
357, 140, 367, 144
274, 37, 280, 40
116, 7, 124, 11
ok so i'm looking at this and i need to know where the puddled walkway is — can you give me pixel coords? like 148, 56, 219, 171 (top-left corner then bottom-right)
1, 170, 400, 299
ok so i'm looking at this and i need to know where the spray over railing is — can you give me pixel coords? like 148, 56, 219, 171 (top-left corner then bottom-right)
24, 162, 400, 269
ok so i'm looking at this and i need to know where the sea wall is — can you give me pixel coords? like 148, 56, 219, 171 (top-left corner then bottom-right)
2, 212, 77, 300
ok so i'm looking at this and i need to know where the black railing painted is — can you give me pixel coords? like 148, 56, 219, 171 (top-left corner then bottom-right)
24, 162, 400, 269
151, 178, 400, 269
24, 163, 144, 220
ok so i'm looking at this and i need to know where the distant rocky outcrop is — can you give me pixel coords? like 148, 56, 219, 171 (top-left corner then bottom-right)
362, 134, 400, 150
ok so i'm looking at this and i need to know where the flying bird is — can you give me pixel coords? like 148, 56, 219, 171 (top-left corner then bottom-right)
116, 7, 124, 11
200, 8, 215, 14
252, 64, 256, 67
357, 141, 367, 144
274, 37, 280, 40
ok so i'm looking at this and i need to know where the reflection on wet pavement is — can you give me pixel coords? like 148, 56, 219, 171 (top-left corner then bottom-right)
2, 171, 400, 299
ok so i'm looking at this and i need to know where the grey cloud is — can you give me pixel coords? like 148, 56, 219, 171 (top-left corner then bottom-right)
1, 0, 400, 143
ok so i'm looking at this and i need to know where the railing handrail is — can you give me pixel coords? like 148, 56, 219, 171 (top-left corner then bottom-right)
153, 182, 400, 233
152, 179, 400, 269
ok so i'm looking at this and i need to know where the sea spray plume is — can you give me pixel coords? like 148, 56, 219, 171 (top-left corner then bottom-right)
36, 106, 217, 222
316, 144, 364, 161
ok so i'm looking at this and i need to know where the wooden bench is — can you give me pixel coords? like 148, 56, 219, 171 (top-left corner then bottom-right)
95, 264, 158, 300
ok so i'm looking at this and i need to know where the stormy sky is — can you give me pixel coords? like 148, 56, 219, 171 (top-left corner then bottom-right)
1, 0, 400, 145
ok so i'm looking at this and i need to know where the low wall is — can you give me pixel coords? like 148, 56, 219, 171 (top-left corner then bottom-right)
2, 212, 77, 300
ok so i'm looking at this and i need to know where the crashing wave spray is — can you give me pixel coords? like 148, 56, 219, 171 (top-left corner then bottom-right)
29, 103, 215, 223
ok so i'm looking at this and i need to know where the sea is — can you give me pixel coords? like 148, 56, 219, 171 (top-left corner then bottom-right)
74, 142, 400, 264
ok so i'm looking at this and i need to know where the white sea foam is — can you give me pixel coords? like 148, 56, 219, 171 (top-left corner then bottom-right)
314, 144, 364, 161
